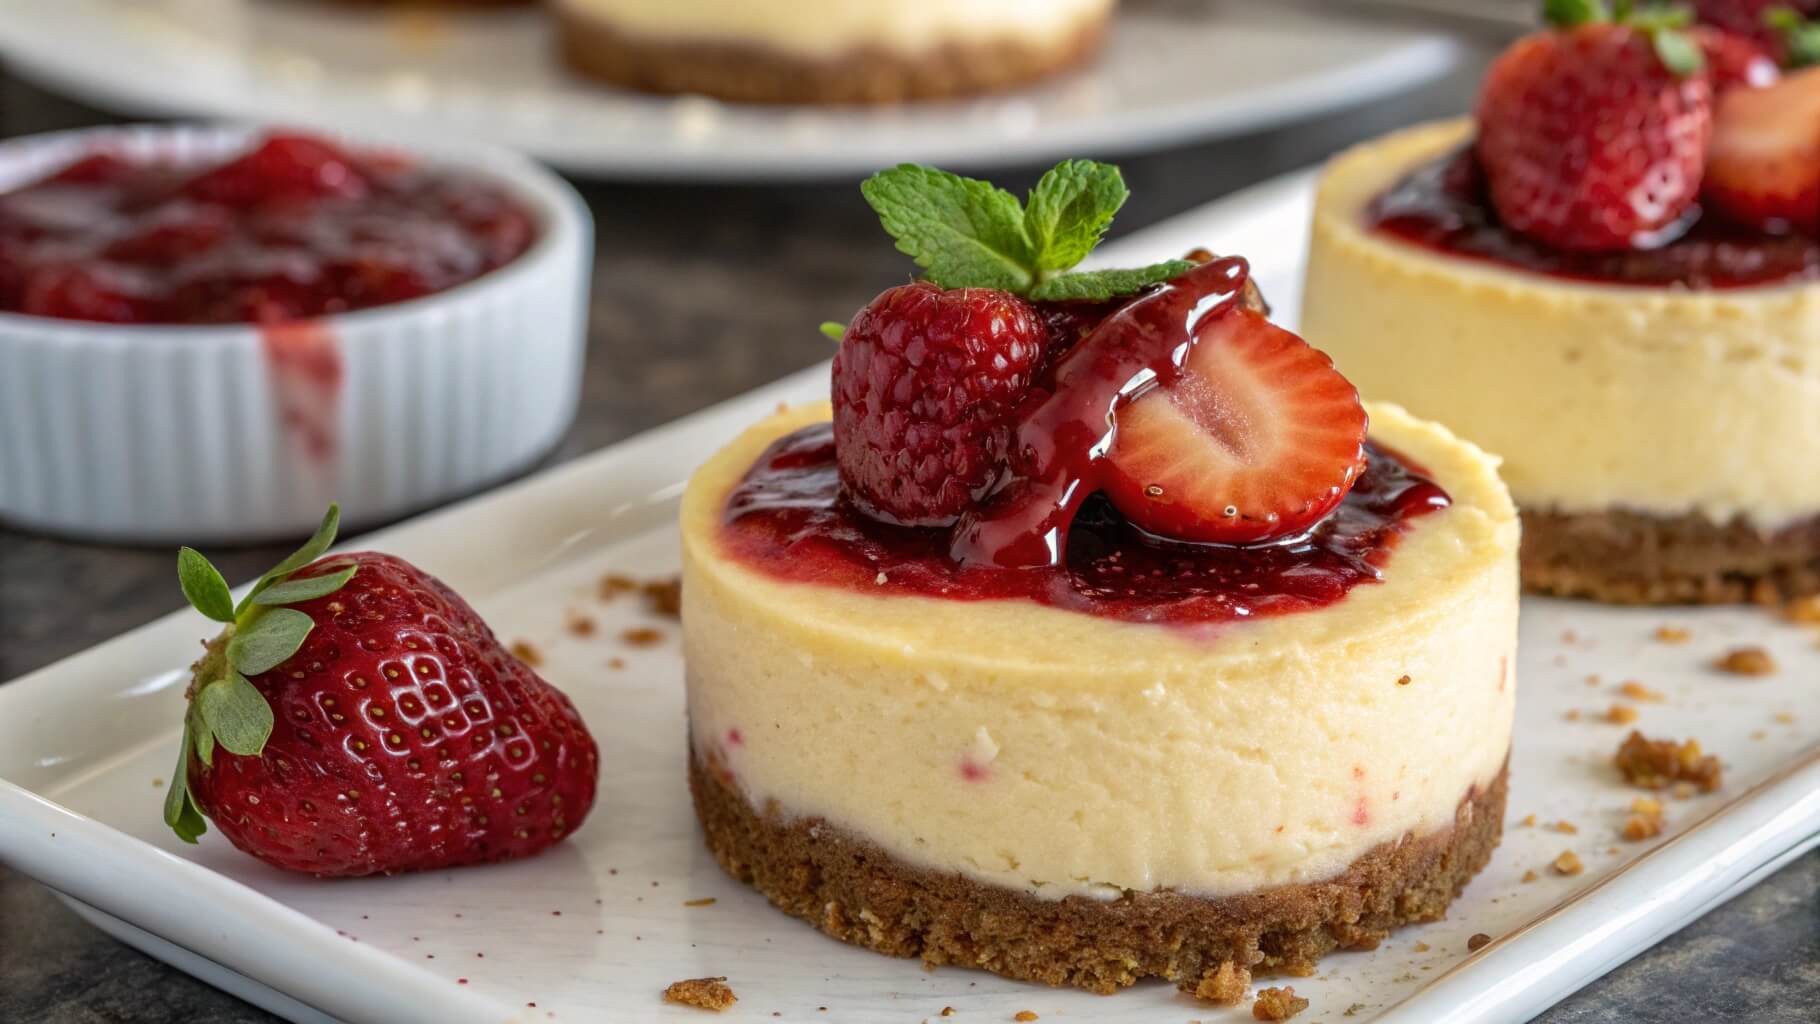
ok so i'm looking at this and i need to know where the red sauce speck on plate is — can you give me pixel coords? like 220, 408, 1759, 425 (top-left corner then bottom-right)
0, 133, 537, 325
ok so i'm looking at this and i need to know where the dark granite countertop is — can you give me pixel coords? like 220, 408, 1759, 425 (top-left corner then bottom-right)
1, 54, 1814, 1024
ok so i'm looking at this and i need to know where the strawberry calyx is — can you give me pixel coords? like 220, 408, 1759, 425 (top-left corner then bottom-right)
1547, 0, 1708, 75
162, 503, 356, 843
1766, 5, 1820, 65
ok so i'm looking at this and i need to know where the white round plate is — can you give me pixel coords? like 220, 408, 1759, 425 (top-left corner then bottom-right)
0, 0, 1463, 180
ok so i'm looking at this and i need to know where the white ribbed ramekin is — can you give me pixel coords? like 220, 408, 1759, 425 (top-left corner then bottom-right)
0, 124, 592, 544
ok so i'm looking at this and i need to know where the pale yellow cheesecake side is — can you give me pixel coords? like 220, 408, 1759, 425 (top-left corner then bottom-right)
1302, 118, 1820, 533
554, 0, 1114, 59
680, 400, 1518, 901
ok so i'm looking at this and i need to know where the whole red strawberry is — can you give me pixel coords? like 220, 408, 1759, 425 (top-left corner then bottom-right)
1696, 26, 1780, 89
830, 281, 1046, 526
164, 506, 598, 877
1476, 17, 1713, 251
1703, 64, 1820, 231
1694, 0, 1820, 62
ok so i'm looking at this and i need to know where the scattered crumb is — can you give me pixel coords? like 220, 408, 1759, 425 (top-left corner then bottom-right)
1622, 811, 1664, 840
1653, 625, 1690, 644
1344, 1004, 1367, 1017
1785, 595, 1820, 624
598, 574, 638, 599
1552, 851, 1584, 876
1615, 731, 1723, 792
683, 897, 717, 908
1618, 680, 1663, 702
1518, 814, 1536, 828
1775, 711, 1797, 724
1397, 674, 1411, 686
1751, 578, 1781, 606
1014, 1013, 1039, 1022
1631, 796, 1663, 815
152, 777, 164, 788
621, 627, 665, 648
941, 1010, 955, 1018
1411, 941, 1430, 953
642, 577, 682, 619
1467, 933, 1491, 951
663, 977, 736, 1012
1561, 629, 1578, 644
1716, 646, 1776, 676
1606, 703, 1639, 725
1521, 869, 1539, 883
1548, 820, 1578, 835
1584, 674, 1601, 687
1751, 729, 1769, 741
566, 614, 597, 638
1252, 986, 1309, 1021
607, 657, 626, 670
509, 641, 542, 667
1564, 709, 1582, 721
1192, 961, 1250, 1005
1673, 781, 1696, 800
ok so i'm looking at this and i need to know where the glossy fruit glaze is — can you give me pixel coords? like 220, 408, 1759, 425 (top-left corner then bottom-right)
0, 134, 536, 325
720, 422, 1449, 625
1369, 147, 1820, 289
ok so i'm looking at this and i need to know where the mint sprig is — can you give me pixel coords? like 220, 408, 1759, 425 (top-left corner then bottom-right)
163, 503, 354, 844
855, 160, 1194, 306
1544, 0, 1705, 76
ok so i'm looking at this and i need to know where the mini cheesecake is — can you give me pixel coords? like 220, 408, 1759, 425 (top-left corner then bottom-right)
1304, 118, 1820, 603
555, 0, 1115, 104
681, 399, 1517, 992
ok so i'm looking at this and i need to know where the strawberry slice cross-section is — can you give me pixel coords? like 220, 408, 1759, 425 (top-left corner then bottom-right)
1103, 306, 1369, 545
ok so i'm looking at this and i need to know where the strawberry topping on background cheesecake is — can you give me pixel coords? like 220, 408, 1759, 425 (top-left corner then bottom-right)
682, 161, 1519, 996
1304, 0, 1820, 603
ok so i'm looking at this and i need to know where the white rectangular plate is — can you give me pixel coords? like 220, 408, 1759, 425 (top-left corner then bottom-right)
4, 170, 1818, 1024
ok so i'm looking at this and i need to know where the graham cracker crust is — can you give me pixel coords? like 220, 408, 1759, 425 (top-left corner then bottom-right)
555, 10, 1109, 105
688, 752, 1507, 994
1521, 507, 1820, 604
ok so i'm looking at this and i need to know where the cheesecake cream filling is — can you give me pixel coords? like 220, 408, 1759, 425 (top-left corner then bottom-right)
681, 402, 1519, 901
555, 0, 1115, 59
1303, 118, 1820, 533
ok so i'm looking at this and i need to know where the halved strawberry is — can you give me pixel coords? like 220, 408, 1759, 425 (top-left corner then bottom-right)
1103, 307, 1367, 545
1703, 65, 1820, 233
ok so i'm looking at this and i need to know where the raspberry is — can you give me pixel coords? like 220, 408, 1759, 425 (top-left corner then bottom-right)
831, 282, 1045, 526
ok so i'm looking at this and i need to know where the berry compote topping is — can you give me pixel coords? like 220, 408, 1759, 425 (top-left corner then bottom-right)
721, 423, 1449, 626
1370, 147, 1820, 289
0, 134, 537, 325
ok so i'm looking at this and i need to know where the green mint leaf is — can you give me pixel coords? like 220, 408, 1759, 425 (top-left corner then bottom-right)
820, 321, 847, 342
1028, 260, 1197, 303
163, 726, 207, 843
239, 503, 340, 613
197, 672, 274, 758
1024, 160, 1128, 273
1649, 26, 1705, 75
860, 164, 1035, 292
1545, 0, 1609, 26
253, 565, 356, 606
225, 607, 314, 676
176, 548, 235, 623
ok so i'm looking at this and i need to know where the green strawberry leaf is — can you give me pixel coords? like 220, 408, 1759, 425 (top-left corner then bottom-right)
1029, 260, 1197, 303
225, 607, 314, 676
861, 164, 1035, 292
1649, 27, 1705, 75
1545, 0, 1610, 26
820, 321, 847, 342
163, 726, 207, 844
1768, 6, 1820, 66
238, 503, 341, 613
192, 704, 216, 768
1024, 160, 1129, 273
197, 671, 274, 758
252, 565, 356, 606
176, 547, 235, 623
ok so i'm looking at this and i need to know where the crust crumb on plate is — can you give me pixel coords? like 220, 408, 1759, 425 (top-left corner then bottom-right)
1252, 986, 1309, 1020
663, 976, 737, 1011
1192, 961, 1251, 1004
1715, 646, 1776, 676
1615, 731, 1722, 792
